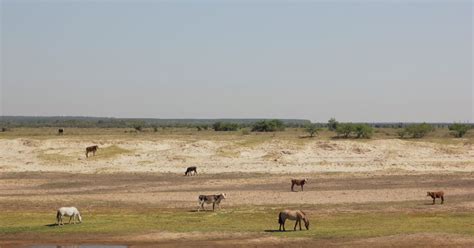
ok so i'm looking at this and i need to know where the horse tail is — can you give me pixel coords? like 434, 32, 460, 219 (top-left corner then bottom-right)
56, 210, 61, 223
278, 212, 284, 224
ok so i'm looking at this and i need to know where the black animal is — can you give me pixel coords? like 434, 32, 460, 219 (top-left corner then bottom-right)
58, 129, 64, 135
185, 166, 198, 176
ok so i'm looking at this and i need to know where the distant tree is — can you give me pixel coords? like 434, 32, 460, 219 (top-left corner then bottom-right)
404, 123, 434, 138
448, 123, 471, 138
336, 123, 354, 138
213, 122, 240, 131
328, 118, 339, 131
354, 124, 373, 139
251, 119, 285, 132
305, 124, 321, 137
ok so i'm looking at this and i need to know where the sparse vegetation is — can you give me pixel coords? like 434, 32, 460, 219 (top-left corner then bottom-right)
213, 122, 240, 131
1, 209, 472, 239
399, 123, 435, 138
335, 123, 373, 139
328, 118, 339, 131
448, 123, 471, 138
251, 119, 285, 132
305, 124, 321, 137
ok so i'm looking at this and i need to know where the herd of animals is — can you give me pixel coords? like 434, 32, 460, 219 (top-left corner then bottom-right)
54, 130, 446, 232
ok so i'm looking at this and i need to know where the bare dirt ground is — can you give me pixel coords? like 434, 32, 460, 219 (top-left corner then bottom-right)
1, 172, 473, 247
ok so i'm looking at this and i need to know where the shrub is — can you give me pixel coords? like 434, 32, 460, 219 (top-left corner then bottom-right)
328, 118, 339, 131
448, 123, 471, 138
305, 124, 320, 137
404, 123, 434, 138
354, 124, 373, 138
241, 129, 251, 135
335, 123, 354, 138
251, 119, 285, 132
213, 122, 240, 131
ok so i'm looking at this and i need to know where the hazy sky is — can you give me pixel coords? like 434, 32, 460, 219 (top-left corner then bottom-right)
1, 0, 472, 122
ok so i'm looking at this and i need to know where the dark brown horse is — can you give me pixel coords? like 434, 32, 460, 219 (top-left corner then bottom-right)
86, 145, 99, 158
58, 129, 64, 135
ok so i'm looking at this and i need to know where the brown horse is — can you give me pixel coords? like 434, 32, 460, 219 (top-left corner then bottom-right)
58, 129, 64, 135
278, 210, 309, 231
86, 145, 99, 158
427, 191, 444, 204
291, 178, 308, 192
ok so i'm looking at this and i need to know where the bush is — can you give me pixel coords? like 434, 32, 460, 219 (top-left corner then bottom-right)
403, 123, 434, 138
328, 118, 339, 131
335, 123, 354, 138
241, 129, 251, 135
305, 124, 320, 137
251, 119, 285, 132
448, 123, 471, 138
213, 122, 240, 131
334, 123, 373, 139
354, 124, 373, 138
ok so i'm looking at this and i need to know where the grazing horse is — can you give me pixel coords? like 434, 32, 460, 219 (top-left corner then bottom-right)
427, 191, 444, 204
185, 166, 197, 176
291, 178, 308, 192
56, 207, 82, 226
58, 128, 64, 135
86, 145, 99, 158
198, 193, 226, 212
278, 209, 309, 231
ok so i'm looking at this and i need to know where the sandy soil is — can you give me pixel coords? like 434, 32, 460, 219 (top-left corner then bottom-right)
0, 137, 473, 174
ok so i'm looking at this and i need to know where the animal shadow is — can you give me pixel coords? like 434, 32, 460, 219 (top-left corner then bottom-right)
264, 229, 291, 233
45, 223, 59, 227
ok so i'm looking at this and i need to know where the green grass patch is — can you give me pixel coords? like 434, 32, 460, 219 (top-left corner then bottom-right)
1, 208, 473, 239
89, 145, 131, 160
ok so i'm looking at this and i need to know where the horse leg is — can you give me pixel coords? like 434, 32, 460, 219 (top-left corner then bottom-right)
294, 219, 298, 231
86, 151, 89, 158
432, 197, 435, 205
213, 203, 215, 211
441, 196, 444, 204
301, 185, 304, 191
299, 218, 302, 230
291, 183, 294, 192
282, 220, 286, 231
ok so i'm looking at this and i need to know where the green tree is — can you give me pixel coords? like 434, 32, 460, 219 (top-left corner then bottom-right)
354, 124, 373, 139
251, 119, 285, 132
404, 123, 434, 138
448, 123, 471, 138
336, 123, 354, 138
305, 124, 321, 137
328, 118, 339, 131
213, 122, 240, 131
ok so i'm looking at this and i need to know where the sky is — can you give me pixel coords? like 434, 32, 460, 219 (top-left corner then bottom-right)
1, 0, 472, 122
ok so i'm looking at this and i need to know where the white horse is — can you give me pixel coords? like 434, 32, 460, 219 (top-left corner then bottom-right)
56, 207, 82, 225
278, 209, 309, 231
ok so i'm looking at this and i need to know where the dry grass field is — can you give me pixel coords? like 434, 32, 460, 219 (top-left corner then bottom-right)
0, 128, 473, 247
